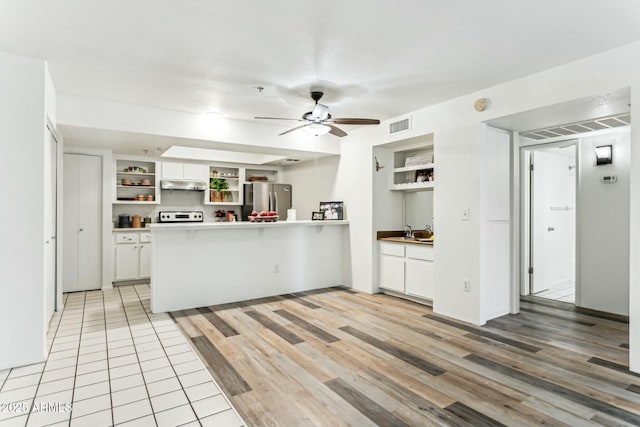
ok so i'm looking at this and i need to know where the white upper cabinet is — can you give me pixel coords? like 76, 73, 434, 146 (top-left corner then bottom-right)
161, 162, 208, 181
183, 164, 209, 181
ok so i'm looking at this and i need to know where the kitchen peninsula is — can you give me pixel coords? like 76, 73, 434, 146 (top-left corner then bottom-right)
150, 220, 350, 312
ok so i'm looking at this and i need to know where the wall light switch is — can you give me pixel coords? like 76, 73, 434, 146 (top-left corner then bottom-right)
463, 280, 471, 292
462, 209, 470, 221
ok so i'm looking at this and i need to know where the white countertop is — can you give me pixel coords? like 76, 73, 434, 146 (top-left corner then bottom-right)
149, 220, 349, 230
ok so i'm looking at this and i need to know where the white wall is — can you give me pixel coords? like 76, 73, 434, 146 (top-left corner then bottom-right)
480, 127, 511, 323
433, 125, 482, 324
405, 192, 434, 231
334, 133, 375, 292
281, 156, 341, 220
577, 129, 630, 315
0, 52, 49, 369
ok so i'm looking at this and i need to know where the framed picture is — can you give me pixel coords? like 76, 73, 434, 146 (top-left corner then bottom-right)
319, 201, 344, 220
415, 168, 434, 183
311, 211, 324, 221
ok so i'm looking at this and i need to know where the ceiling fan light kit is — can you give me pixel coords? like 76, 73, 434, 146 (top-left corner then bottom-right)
255, 90, 380, 137
304, 123, 331, 136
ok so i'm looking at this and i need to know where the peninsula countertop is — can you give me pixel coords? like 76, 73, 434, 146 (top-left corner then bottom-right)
149, 219, 349, 230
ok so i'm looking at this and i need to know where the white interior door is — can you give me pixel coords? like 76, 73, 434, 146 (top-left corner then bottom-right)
78, 155, 102, 291
63, 154, 79, 292
44, 132, 58, 322
63, 153, 102, 292
531, 148, 576, 294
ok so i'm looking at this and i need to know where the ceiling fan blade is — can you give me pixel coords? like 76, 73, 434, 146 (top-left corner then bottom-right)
330, 118, 381, 125
279, 123, 312, 136
255, 116, 304, 121
327, 125, 348, 137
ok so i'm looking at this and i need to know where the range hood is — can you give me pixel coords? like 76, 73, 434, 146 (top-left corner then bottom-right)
160, 180, 207, 191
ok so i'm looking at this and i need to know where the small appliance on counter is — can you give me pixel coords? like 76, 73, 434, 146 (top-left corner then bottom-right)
158, 210, 204, 223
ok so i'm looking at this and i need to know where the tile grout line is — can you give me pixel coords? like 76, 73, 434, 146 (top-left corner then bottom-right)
66, 292, 88, 423
132, 284, 203, 426
102, 290, 115, 427
23, 293, 75, 426
116, 285, 159, 426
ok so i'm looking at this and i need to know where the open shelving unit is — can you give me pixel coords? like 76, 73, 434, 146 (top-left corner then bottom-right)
205, 166, 243, 206
390, 146, 435, 191
114, 158, 161, 204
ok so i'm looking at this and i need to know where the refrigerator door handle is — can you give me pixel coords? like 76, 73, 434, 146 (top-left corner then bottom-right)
274, 191, 278, 214
268, 192, 273, 211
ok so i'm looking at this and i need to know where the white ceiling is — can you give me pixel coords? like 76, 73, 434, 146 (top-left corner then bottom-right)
2, 1, 640, 146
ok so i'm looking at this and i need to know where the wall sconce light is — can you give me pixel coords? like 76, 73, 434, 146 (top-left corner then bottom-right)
595, 145, 613, 165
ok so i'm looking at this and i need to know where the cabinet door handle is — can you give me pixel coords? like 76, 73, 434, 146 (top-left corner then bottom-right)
133, 246, 137, 249
79, 228, 84, 232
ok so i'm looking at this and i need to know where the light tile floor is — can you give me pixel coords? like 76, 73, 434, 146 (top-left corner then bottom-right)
532, 280, 575, 304
0, 285, 245, 427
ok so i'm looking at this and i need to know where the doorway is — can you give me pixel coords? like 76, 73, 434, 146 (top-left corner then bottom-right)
524, 141, 577, 303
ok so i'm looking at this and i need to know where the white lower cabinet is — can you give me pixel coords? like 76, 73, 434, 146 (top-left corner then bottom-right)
139, 244, 151, 278
113, 232, 151, 281
381, 254, 406, 292
380, 242, 434, 301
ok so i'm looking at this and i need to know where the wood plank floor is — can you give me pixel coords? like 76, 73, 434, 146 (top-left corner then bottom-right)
169, 288, 640, 426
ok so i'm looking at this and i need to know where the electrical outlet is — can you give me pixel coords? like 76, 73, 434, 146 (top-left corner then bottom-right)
463, 279, 471, 292
274, 264, 279, 273
462, 209, 470, 221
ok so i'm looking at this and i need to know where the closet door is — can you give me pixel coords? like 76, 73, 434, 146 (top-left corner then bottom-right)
63, 154, 79, 292
77, 154, 102, 291
63, 154, 102, 292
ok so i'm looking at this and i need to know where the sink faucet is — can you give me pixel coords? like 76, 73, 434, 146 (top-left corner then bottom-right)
425, 225, 432, 233
404, 225, 413, 238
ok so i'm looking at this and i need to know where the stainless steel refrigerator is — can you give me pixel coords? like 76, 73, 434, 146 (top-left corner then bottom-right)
242, 183, 292, 219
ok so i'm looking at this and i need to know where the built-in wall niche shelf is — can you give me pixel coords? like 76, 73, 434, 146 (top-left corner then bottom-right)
391, 181, 434, 191
113, 158, 161, 205
245, 168, 278, 183
391, 145, 434, 191
205, 166, 243, 206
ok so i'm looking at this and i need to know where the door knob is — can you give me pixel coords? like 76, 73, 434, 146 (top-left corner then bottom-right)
79, 228, 84, 232
547, 226, 555, 232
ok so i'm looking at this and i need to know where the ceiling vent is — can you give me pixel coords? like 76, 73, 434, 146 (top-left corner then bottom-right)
520, 113, 630, 141
283, 158, 301, 163
389, 117, 411, 135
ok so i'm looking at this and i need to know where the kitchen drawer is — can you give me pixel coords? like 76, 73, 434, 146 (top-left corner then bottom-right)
115, 233, 139, 244
139, 232, 151, 243
406, 244, 434, 261
381, 242, 405, 257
